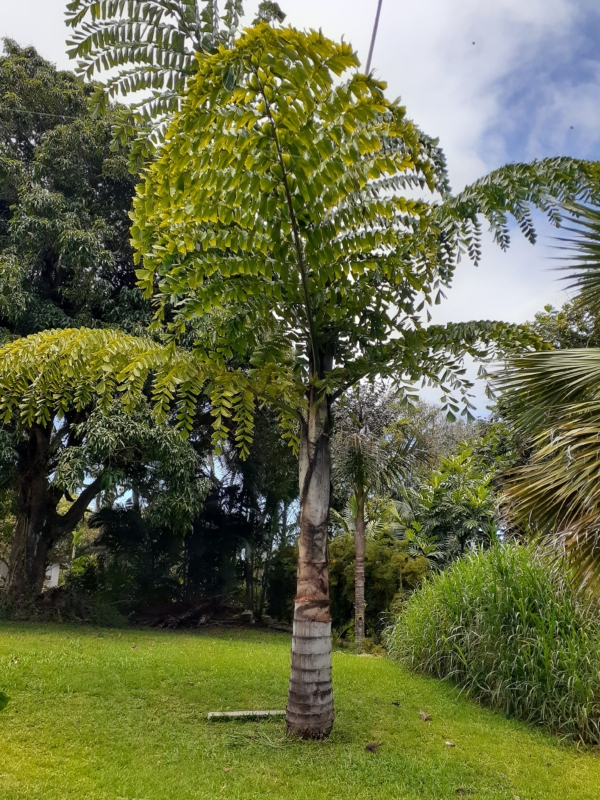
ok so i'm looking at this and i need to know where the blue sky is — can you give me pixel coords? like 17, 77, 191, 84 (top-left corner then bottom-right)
2, 0, 600, 408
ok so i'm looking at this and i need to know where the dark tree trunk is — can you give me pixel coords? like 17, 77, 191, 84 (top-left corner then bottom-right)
6, 424, 54, 600
258, 511, 277, 618
286, 364, 334, 740
354, 489, 366, 649
5, 423, 104, 602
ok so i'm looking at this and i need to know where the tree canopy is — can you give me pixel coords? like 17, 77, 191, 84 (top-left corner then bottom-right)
0, 39, 147, 336
127, 23, 600, 737
131, 23, 599, 437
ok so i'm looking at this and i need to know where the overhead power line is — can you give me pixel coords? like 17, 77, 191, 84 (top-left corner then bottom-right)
365, 0, 384, 73
0, 106, 82, 122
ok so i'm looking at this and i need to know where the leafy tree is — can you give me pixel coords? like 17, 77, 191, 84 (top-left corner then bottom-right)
407, 403, 476, 469
85, 506, 186, 608
179, 405, 298, 614
0, 327, 205, 600
265, 542, 297, 623
398, 445, 498, 561
126, 25, 598, 737
4, 24, 596, 733
128, 24, 600, 738
331, 384, 426, 647
531, 298, 600, 350
0, 40, 147, 336
0, 43, 217, 603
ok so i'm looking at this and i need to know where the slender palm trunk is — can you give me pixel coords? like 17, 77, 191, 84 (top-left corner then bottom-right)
286, 378, 334, 739
244, 546, 254, 614
354, 489, 366, 648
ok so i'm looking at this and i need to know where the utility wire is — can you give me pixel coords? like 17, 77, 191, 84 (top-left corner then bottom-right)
365, 0, 384, 73
0, 106, 83, 121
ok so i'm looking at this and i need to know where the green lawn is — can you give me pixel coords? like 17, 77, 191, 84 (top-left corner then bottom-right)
0, 623, 598, 799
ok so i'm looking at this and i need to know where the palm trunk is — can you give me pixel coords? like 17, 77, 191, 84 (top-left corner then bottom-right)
244, 546, 254, 614
286, 377, 334, 740
354, 489, 366, 649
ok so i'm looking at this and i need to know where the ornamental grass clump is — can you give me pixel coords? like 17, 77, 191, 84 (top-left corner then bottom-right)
387, 545, 600, 743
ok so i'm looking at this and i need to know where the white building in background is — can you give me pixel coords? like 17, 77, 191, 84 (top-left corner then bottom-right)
44, 563, 61, 589
0, 562, 61, 589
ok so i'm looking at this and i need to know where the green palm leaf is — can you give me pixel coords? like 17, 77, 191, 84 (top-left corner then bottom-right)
65, 0, 285, 136
555, 204, 600, 312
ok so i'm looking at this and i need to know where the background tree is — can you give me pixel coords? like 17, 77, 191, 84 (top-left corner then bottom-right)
180, 405, 298, 616
33, 404, 296, 622
531, 298, 600, 349
0, 40, 148, 337
332, 384, 426, 648
221, 407, 298, 617
398, 444, 498, 561
0, 327, 206, 601
130, 25, 600, 738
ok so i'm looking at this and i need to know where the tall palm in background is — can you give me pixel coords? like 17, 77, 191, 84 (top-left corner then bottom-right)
499, 204, 600, 590
332, 385, 427, 647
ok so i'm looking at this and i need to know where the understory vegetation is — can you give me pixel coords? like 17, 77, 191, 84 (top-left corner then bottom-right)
387, 545, 600, 744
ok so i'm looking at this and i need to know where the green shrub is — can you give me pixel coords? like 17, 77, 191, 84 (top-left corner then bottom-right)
329, 533, 428, 639
387, 545, 600, 744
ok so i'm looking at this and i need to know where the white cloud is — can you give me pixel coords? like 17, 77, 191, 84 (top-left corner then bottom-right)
1, 0, 71, 70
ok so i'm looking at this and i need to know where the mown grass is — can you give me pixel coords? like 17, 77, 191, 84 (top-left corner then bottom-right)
0, 622, 599, 799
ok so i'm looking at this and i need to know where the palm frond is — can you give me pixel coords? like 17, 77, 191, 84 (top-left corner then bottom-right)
497, 348, 600, 432
555, 203, 600, 313
498, 344, 600, 589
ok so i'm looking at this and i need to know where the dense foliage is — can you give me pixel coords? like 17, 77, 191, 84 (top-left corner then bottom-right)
0, 39, 147, 336
398, 428, 514, 562
387, 545, 600, 744
329, 531, 427, 637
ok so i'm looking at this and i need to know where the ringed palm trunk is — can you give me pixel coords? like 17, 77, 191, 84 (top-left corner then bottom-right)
286, 375, 334, 739
354, 489, 366, 649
